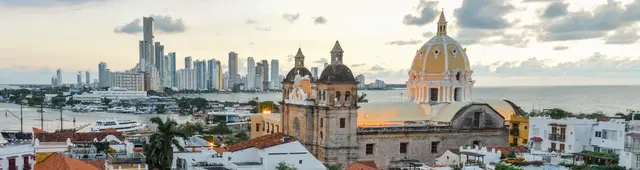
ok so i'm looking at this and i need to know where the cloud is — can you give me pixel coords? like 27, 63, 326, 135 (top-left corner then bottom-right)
313, 16, 327, 25
114, 15, 186, 34
249, 42, 254, 45
313, 58, 328, 64
454, 0, 515, 30
282, 13, 300, 23
553, 46, 568, 50
245, 19, 257, 25
402, 0, 439, 26
472, 53, 640, 77
491, 31, 531, 48
351, 63, 365, 67
0, 0, 106, 7
538, 1, 640, 42
286, 55, 294, 62
605, 28, 640, 44
385, 39, 422, 46
541, 2, 568, 19
254, 27, 271, 32
370, 65, 385, 71
523, 0, 564, 2
422, 32, 434, 38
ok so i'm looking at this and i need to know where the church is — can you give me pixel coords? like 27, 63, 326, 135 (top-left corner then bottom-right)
275, 11, 518, 169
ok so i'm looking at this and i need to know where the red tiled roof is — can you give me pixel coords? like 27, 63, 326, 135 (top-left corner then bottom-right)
34, 153, 101, 170
213, 147, 227, 153
225, 133, 292, 152
35, 130, 123, 142
82, 160, 106, 170
346, 161, 378, 170
33, 127, 47, 134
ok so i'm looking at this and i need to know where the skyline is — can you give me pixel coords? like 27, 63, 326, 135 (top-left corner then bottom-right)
2, 0, 640, 86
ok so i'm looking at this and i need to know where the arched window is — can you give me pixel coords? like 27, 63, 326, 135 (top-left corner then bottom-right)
322, 91, 326, 100
345, 91, 351, 101
456, 72, 461, 81
335, 91, 341, 102
320, 131, 323, 139
317, 90, 321, 100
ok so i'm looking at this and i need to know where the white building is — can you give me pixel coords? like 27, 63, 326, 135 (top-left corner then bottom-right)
77, 71, 83, 87
108, 71, 145, 91
435, 146, 503, 166
85, 71, 90, 86
247, 57, 255, 90
56, 68, 62, 86
270, 59, 279, 90
356, 74, 365, 89
0, 131, 35, 170
591, 119, 626, 154
624, 120, 640, 169
177, 69, 196, 90
99, 62, 109, 88
228, 51, 239, 87
223, 134, 325, 170
72, 87, 148, 103
311, 67, 318, 80
528, 117, 596, 153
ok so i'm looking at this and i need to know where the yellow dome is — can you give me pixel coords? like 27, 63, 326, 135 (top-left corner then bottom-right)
410, 11, 470, 74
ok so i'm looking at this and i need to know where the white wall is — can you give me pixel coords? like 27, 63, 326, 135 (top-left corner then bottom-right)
528, 117, 596, 153
590, 120, 626, 153
262, 142, 325, 170
0, 144, 35, 170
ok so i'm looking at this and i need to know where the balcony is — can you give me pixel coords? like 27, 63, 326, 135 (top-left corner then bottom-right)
625, 143, 640, 153
510, 128, 519, 136
107, 153, 145, 165
548, 134, 566, 142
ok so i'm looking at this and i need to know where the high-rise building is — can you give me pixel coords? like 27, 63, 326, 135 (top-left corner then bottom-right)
77, 71, 82, 87
109, 71, 145, 91
356, 74, 365, 89
85, 71, 90, 86
215, 60, 222, 89
98, 62, 109, 88
247, 57, 255, 90
163, 55, 172, 88
228, 51, 238, 86
176, 69, 196, 90
207, 59, 216, 89
185, 56, 192, 69
270, 59, 279, 89
51, 77, 57, 87
222, 71, 229, 90
194, 60, 207, 90
138, 17, 155, 72
56, 69, 62, 86
169, 52, 177, 87
311, 67, 319, 80
260, 60, 269, 90
154, 42, 164, 74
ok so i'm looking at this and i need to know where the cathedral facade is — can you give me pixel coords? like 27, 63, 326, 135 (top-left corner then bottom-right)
278, 11, 515, 169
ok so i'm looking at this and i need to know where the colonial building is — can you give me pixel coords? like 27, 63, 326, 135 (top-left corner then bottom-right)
509, 115, 529, 147
277, 11, 517, 169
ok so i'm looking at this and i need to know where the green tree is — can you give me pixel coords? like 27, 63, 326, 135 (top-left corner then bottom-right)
210, 122, 232, 135
177, 98, 193, 114
101, 97, 112, 106
234, 131, 249, 141
179, 121, 205, 137
495, 164, 523, 170
275, 162, 297, 170
156, 104, 166, 114
144, 117, 186, 170
28, 95, 44, 106
192, 97, 209, 112
247, 100, 258, 106
615, 110, 640, 121
357, 93, 369, 103
51, 95, 67, 106
326, 164, 342, 170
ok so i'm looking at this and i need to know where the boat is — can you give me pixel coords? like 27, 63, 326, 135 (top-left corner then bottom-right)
90, 117, 148, 132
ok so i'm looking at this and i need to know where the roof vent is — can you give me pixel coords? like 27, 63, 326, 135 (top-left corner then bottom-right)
282, 137, 291, 143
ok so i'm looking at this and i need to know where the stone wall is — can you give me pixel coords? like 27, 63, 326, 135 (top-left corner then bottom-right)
357, 129, 508, 169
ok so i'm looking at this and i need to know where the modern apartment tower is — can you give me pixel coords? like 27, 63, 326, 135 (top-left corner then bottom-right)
185, 56, 192, 69
228, 51, 238, 87
169, 52, 177, 87
85, 71, 90, 86
98, 62, 108, 88
215, 60, 222, 89
194, 60, 207, 90
311, 67, 319, 80
77, 71, 82, 86
260, 60, 269, 90
270, 59, 279, 89
56, 69, 62, 86
207, 59, 216, 89
247, 57, 255, 90
154, 42, 164, 74
138, 17, 155, 72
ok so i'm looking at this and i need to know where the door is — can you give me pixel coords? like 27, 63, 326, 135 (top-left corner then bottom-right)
9, 158, 16, 170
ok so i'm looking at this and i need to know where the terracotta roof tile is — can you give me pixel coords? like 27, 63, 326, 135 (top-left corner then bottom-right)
82, 160, 106, 170
33, 127, 47, 134
35, 130, 122, 142
224, 133, 291, 152
34, 153, 101, 170
213, 147, 227, 153
346, 161, 378, 170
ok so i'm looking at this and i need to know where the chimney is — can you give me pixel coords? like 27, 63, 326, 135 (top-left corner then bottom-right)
282, 137, 291, 143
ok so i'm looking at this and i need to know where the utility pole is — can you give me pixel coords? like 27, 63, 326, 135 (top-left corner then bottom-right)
40, 102, 44, 130
20, 100, 23, 132
60, 105, 63, 131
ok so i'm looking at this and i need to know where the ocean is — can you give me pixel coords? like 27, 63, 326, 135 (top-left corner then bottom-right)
0, 85, 638, 132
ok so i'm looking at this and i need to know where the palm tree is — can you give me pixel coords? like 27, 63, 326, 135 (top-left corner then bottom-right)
357, 93, 369, 103
326, 164, 343, 170
144, 117, 186, 170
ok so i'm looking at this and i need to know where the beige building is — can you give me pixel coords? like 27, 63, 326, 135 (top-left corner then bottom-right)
248, 11, 521, 170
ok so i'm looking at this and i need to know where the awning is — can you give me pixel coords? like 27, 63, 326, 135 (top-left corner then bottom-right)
530, 137, 543, 142
628, 133, 640, 138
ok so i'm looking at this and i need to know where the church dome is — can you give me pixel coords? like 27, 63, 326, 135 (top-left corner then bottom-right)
317, 64, 357, 84
410, 11, 470, 74
284, 48, 313, 84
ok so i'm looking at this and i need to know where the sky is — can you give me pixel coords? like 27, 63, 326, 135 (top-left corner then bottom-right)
1, 0, 640, 86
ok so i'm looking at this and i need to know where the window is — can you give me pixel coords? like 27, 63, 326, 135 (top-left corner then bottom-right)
340, 118, 346, 128
366, 144, 374, 155
256, 123, 260, 132
271, 124, 274, 133
595, 131, 602, 137
455, 72, 461, 80
335, 91, 341, 102
473, 140, 481, 147
320, 118, 323, 128
266, 123, 270, 132
603, 131, 608, 139
276, 125, 279, 132
431, 141, 440, 153
345, 91, 351, 101
320, 132, 323, 139
560, 144, 565, 152
430, 88, 438, 101
400, 142, 408, 154
317, 90, 321, 100
524, 126, 528, 130
473, 112, 481, 127
299, 160, 302, 164
262, 121, 265, 131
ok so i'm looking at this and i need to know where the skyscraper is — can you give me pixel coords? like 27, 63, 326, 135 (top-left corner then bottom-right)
77, 71, 82, 87
356, 74, 365, 89
215, 60, 222, 89
270, 59, 279, 89
260, 60, 269, 90
99, 62, 108, 88
185, 56, 192, 69
56, 69, 62, 86
138, 17, 155, 72
247, 57, 255, 90
85, 71, 90, 86
311, 67, 318, 79
176, 69, 196, 90
169, 52, 177, 87
228, 51, 238, 87
194, 60, 207, 90
163, 55, 172, 88
207, 59, 216, 89
154, 42, 164, 74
